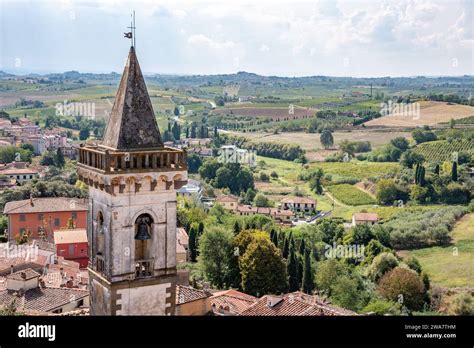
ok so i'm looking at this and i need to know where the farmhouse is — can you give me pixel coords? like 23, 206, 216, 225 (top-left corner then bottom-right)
215, 195, 239, 211
280, 196, 316, 213
352, 213, 379, 226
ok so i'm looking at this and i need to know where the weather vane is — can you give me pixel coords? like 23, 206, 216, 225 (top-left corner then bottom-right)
124, 10, 136, 48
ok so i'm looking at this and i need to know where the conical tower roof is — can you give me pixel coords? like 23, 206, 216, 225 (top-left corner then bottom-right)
101, 46, 163, 150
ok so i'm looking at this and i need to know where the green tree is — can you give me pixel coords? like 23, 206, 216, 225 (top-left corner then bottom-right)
188, 224, 198, 262
378, 267, 425, 311
254, 193, 271, 207
233, 220, 240, 235
400, 150, 424, 169
198, 226, 234, 288
287, 240, 299, 292
375, 179, 399, 205
55, 148, 65, 168
174, 106, 180, 116
452, 161, 458, 181
390, 137, 409, 151
79, 127, 89, 140
320, 129, 334, 149
367, 252, 399, 282
302, 248, 314, 294
240, 236, 288, 296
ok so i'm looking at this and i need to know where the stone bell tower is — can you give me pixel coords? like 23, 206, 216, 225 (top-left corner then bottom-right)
77, 46, 187, 315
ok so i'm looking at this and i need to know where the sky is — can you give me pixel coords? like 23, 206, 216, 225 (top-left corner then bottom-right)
0, 0, 473, 77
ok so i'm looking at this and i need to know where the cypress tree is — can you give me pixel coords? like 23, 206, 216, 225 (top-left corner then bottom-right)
185, 127, 189, 138
270, 229, 275, 243
419, 166, 425, 186
297, 256, 303, 289
233, 220, 240, 235
271, 230, 279, 247
188, 225, 197, 262
415, 163, 420, 184
452, 161, 458, 181
298, 239, 306, 256
214, 126, 218, 138
302, 248, 314, 294
287, 241, 299, 292
434, 164, 440, 175
282, 233, 291, 259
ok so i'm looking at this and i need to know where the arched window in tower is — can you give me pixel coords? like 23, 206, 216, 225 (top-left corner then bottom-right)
96, 211, 105, 272
134, 214, 153, 278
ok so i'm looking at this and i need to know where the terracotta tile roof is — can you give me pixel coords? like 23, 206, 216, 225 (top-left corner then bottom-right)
240, 293, 357, 316
237, 205, 258, 213
0, 253, 49, 276
176, 285, 211, 304
216, 195, 239, 203
0, 167, 38, 175
270, 208, 294, 216
0, 286, 88, 313
210, 290, 257, 315
280, 196, 316, 205
256, 207, 271, 214
53, 229, 88, 244
353, 213, 378, 222
3, 197, 88, 214
7, 269, 40, 281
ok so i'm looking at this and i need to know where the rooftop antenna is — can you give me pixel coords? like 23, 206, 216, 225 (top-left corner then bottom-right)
124, 11, 136, 48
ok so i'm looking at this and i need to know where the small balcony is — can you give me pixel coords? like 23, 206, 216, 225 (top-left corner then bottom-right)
135, 259, 154, 278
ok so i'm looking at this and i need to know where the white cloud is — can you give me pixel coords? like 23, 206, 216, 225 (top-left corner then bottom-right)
187, 34, 236, 49
259, 44, 270, 52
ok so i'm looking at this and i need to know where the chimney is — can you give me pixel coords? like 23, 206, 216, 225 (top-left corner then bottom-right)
20, 271, 26, 280
10, 265, 14, 275
29, 195, 34, 206
203, 282, 210, 291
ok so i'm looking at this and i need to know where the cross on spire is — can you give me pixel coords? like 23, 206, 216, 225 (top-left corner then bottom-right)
124, 10, 136, 48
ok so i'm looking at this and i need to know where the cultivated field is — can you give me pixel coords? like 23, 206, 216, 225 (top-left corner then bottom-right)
413, 139, 474, 162
326, 184, 376, 206
399, 214, 474, 288
227, 130, 411, 161
365, 101, 474, 127
212, 106, 315, 121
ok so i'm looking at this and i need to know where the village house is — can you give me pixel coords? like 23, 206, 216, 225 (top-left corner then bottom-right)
352, 213, 379, 226
177, 179, 203, 202
53, 229, 89, 268
280, 196, 317, 213
0, 268, 89, 314
215, 194, 239, 211
175, 284, 212, 316
0, 162, 39, 184
3, 197, 88, 241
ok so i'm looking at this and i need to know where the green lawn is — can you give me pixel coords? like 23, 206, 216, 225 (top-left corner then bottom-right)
399, 214, 474, 288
